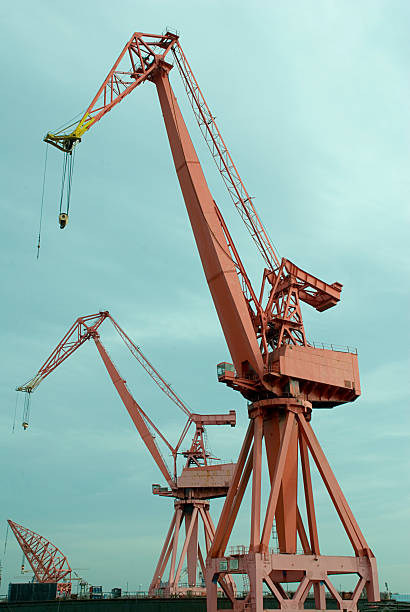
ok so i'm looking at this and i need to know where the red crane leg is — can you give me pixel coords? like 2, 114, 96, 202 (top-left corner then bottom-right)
250, 414, 263, 551
153, 69, 264, 379
292, 575, 311, 607
313, 582, 326, 610
173, 506, 199, 588
297, 414, 370, 555
148, 510, 177, 595
260, 411, 295, 552
324, 576, 344, 607
168, 507, 183, 586
299, 431, 320, 554
264, 574, 288, 603
210, 421, 254, 557
278, 418, 298, 553
296, 507, 311, 554
151, 501, 222, 597
155, 539, 174, 592
351, 577, 367, 607
197, 545, 206, 577
216, 446, 254, 560
199, 507, 213, 553
247, 560, 264, 612
202, 511, 236, 599
206, 401, 379, 611
265, 414, 299, 553
185, 507, 199, 587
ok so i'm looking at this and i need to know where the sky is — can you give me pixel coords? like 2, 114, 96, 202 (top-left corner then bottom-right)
0, 0, 409, 598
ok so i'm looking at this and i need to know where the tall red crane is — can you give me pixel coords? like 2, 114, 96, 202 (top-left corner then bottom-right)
43, 32, 379, 611
7, 520, 72, 597
17, 311, 236, 597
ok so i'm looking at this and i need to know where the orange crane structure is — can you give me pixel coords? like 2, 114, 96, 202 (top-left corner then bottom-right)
17, 311, 236, 597
7, 520, 72, 596
43, 32, 379, 611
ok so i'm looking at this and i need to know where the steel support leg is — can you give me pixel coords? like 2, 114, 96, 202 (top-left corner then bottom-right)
206, 399, 379, 611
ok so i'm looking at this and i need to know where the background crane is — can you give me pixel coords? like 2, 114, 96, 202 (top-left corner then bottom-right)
7, 520, 71, 597
17, 311, 236, 597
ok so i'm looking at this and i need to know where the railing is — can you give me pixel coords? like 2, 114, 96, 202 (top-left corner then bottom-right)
228, 544, 249, 555
1, 591, 406, 604
228, 545, 287, 556
363, 602, 410, 612
308, 341, 358, 354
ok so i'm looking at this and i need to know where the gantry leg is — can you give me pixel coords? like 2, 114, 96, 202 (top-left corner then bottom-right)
206, 399, 379, 611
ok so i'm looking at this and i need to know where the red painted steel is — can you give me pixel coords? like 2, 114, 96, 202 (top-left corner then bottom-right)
7, 520, 71, 594
17, 312, 236, 596
42, 32, 379, 610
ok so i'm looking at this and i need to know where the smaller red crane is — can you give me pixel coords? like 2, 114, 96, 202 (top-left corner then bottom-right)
16, 312, 236, 597
7, 520, 72, 597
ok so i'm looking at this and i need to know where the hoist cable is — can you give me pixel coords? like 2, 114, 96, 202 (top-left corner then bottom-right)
23, 393, 31, 427
66, 147, 76, 214
36, 144, 49, 259
58, 148, 76, 219
59, 154, 68, 215
12, 393, 18, 433
3, 523, 9, 559
66, 154, 72, 213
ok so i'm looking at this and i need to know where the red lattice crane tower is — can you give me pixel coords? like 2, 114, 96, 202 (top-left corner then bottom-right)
17, 311, 236, 597
7, 520, 71, 596
43, 32, 379, 611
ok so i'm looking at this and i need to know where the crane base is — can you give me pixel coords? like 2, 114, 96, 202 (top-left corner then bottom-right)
206, 551, 379, 612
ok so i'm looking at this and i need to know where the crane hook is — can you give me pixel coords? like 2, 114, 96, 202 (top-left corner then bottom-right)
22, 392, 31, 430
59, 212, 69, 229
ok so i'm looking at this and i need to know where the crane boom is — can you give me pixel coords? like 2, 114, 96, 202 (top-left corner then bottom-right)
8, 520, 71, 586
154, 68, 264, 378
92, 334, 174, 487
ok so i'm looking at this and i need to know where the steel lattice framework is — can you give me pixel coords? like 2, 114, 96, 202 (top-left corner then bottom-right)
8, 520, 71, 589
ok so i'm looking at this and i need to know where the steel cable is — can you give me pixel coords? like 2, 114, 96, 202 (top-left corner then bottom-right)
36, 144, 49, 259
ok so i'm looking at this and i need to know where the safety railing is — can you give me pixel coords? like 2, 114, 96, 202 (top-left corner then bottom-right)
308, 341, 358, 354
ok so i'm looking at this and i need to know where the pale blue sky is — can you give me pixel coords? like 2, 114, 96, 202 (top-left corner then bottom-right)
1, 0, 409, 596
